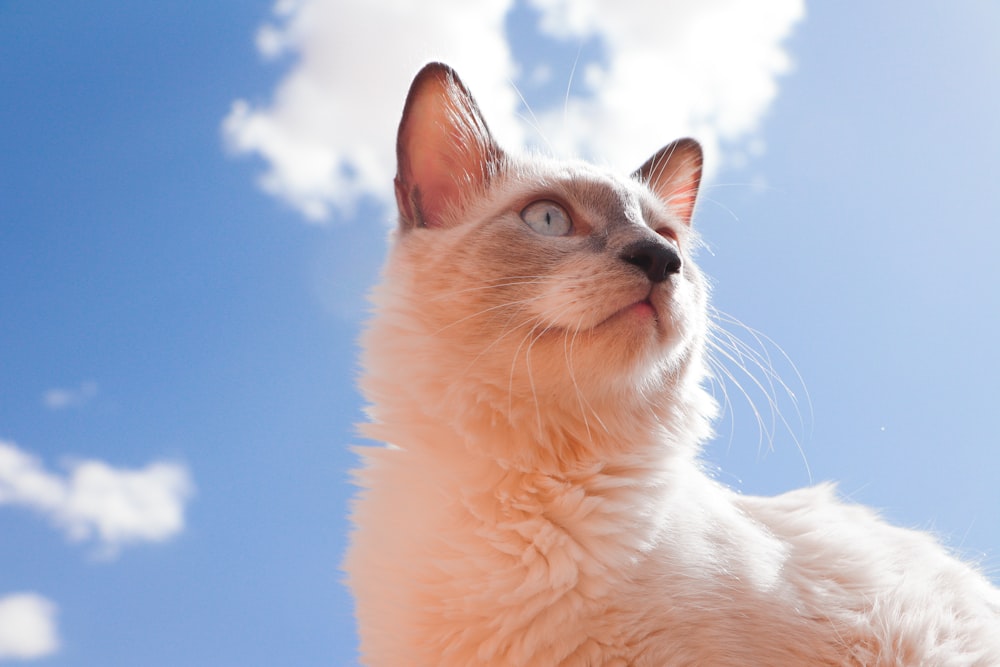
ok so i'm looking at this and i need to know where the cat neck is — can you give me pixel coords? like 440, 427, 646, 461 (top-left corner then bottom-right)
360, 288, 716, 476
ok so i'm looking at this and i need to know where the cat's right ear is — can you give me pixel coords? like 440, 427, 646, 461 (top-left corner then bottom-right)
394, 63, 502, 231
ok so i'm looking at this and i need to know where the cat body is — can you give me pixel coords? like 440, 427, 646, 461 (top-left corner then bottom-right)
345, 63, 1000, 666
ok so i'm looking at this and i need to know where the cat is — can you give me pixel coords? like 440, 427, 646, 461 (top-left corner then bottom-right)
345, 62, 1000, 666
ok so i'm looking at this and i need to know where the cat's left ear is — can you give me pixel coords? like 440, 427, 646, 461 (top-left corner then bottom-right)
633, 138, 703, 226
394, 63, 503, 230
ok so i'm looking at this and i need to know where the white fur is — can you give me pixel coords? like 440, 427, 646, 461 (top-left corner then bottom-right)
345, 65, 1000, 666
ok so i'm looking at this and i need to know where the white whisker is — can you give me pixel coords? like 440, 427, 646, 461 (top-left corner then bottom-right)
430, 292, 548, 337
707, 307, 814, 482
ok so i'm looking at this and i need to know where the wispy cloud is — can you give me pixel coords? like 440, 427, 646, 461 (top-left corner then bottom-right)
0, 593, 59, 661
0, 439, 194, 558
224, 0, 804, 222
42, 381, 98, 411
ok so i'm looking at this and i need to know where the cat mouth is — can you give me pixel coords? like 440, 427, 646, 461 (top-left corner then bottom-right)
598, 296, 660, 327
628, 298, 658, 318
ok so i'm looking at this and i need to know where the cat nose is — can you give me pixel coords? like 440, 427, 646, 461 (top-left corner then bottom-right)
619, 239, 682, 283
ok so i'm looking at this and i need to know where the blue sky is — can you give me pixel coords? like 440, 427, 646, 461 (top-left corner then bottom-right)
1, 1, 998, 665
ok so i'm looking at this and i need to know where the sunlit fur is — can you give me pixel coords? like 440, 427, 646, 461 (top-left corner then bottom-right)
345, 63, 1000, 666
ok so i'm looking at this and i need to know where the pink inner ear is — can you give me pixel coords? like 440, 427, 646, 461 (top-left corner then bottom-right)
666, 178, 699, 225
407, 132, 466, 228
635, 138, 703, 227
394, 63, 498, 229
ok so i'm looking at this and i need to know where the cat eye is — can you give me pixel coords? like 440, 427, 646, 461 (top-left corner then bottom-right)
520, 200, 572, 236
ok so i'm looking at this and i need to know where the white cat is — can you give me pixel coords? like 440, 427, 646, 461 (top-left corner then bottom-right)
345, 63, 1000, 666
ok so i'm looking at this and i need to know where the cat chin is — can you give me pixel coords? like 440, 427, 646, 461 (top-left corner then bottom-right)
589, 292, 694, 356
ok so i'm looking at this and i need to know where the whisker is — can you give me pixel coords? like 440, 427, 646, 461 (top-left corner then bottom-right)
523, 302, 578, 435
563, 44, 584, 132
563, 313, 591, 444
705, 356, 740, 453
460, 304, 538, 377
507, 77, 553, 154
712, 307, 814, 432
707, 308, 814, 482
430, 293, 549, 337
712, 329, 781, 446
564, 310, 612, 445
510, 318, 546, 433
427, 276, 552, 301
706, 345, 771, 456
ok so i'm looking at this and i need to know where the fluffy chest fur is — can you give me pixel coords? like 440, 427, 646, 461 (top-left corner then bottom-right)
350, 443, 673, 665
345, 63, 1000, 666
350, 442, 1000, 666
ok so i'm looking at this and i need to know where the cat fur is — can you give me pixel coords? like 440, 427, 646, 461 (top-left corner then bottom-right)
344, 62, 1000, 666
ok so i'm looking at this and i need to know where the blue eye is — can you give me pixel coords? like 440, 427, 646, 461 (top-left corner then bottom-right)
520, 200, 572, 236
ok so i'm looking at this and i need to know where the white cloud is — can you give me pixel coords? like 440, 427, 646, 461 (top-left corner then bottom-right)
0, 440, 194, 558
0, 593, 59, 661
42, 381, 98, 410
224, 0, 804, 221
223, 0, 523, 222
527, 0, 805, 173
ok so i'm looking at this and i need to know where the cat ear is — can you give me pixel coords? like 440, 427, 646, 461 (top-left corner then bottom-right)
633, 138, 703, 226
394, 63, 502, 230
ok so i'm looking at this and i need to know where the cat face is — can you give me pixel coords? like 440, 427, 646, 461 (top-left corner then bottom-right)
382, 63, 708, 410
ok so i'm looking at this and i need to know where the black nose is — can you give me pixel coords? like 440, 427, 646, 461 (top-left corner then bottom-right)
619, 239, 682, 283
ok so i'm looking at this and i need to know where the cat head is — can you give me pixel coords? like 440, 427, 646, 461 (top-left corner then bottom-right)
365, 63, 714, 464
